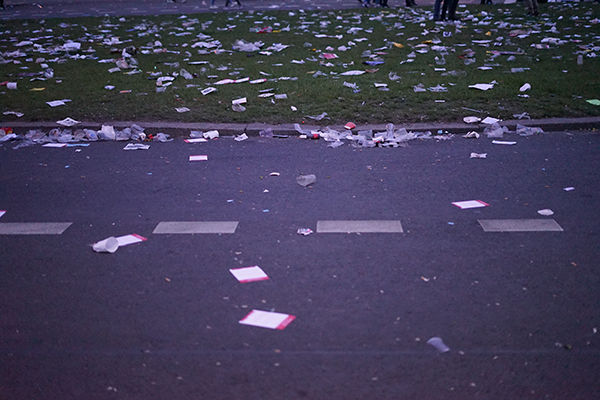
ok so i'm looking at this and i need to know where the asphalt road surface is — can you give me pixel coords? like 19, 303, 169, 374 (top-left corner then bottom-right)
1, 130, 600, 399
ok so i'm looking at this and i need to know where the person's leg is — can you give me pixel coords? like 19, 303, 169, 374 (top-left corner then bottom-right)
441, 0, 450, 19
448, 0, 460, 19
433, 0, 443, 19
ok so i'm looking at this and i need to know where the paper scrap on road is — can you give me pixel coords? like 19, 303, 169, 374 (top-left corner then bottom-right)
229, 266, 269, 283
0, 211, 6, 219
463, 116, 481, 124
239, 309, 296, 330
184, 138, 208, 143
189, 155, 208, 161
42, 143, 67, 148
563, 187, 575, 191
427, 337, 450, 352
452, 200, 489, 209
116, 234, 147, 246
470, 152, 487, 159
492, 140, 517, 145
123, 143, 150, 150
537, 209, 554, 216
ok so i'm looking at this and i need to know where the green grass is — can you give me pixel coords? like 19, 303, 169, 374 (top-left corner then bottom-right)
1, 3, 599, 125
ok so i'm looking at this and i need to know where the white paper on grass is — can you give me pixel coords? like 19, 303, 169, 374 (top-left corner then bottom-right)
239, 309, 296, 330
229, 266, 269, 283
201, 87, 217, 95
340, 70, 366, 76
176, 107, 190, 113
452, 200, 489, 209
189, 155, 208, 161
463, 116, 481, 124
116, 234, 147, 246
232, 97, 247, 105
469, 83, 495, 91
46, 99, 71, 107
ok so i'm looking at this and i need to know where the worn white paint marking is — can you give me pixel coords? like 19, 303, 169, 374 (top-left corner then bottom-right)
153, 221, 239, 234
478, 219, 563, 232
0, 222, 72, 235
317, 220, 403, 233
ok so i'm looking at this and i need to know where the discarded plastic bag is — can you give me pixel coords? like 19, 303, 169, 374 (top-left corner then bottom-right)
297, 174, 316, 187
483, 123, 507, 138
516, 124, 543, 136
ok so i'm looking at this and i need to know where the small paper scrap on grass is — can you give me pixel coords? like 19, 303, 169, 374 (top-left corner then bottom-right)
229, 266, 269, 283
452, 200, 489, 209
116, 234, 147, 246
239, 309, 296, 330
189, 155, 208, 161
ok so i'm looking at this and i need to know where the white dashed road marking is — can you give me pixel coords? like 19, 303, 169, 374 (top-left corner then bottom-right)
316, 220, 403, 233
478, 219, 563, 232
0, 222, 72, 235
153, 221, 239, 234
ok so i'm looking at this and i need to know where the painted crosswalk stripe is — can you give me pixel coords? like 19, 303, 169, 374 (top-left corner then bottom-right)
317, 220, 403, 233
0, 222, 72, 235
478, 219, 563, 232
153, 221, 239, 234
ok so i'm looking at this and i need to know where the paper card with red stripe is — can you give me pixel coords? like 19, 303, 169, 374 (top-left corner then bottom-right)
42, 143, 67, 148
189, 155, 208, 161
229, 266, 269, 283
116, 234, 147, 246
239, 310, 296, 330
184, 138, 207, 143
452, 200, 489, 209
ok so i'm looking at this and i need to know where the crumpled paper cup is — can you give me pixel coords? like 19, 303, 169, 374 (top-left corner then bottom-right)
93, 236, 119, 253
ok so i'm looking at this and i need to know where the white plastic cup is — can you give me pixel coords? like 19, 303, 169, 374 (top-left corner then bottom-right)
93, 236, 119, 253
7, 82, 17, 90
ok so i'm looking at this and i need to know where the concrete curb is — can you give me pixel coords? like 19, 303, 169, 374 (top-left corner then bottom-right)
4, 116, 600, 137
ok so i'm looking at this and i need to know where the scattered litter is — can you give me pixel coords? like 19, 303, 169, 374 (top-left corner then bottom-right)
3, 111, 24, 118
46, 99, 71, 107
201, 87, 218, 96
492, 140, 517, 145
519, 83, 531, 92
234, 133, 248, 142
229, 266, 269, 283
516, 124, 543, 136
93, 234, 147, 253
297, 228, 313, 236
481, 117, 501, 125
537, 209, 554, 216
297, 174, 317, 187
239, 309, 296, 330
469, 82, 496, 91
56, 117, 81, 127
92, 237, 118, 253
189, 155, 208, 161
427, 337, 450, 353
463, 131, 480, 139
116, 234, 147, 246
463, 116, 481, 124
123, 143, 150, 150
470, 153, 487, 159
203, 130, 219, 139
345, 122, 356, 130
452, 200, 489, 209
